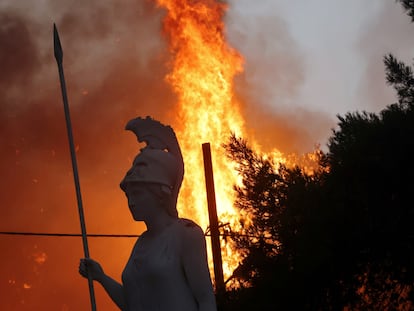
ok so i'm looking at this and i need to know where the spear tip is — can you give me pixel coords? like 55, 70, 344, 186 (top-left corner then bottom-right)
53, 23, 63, 63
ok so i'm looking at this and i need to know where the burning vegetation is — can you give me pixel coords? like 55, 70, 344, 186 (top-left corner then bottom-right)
153, 0, 307, 282
2, 0, 413, 310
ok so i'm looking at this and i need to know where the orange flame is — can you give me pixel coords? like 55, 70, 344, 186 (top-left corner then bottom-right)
153, 0, 318, 288
154, 0, 283, 284
155, 0, 246, 282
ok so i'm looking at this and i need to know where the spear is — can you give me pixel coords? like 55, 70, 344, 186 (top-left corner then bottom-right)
53, 23, 97, 311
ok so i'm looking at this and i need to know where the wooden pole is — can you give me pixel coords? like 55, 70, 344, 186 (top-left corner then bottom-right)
202, 143, 225, 294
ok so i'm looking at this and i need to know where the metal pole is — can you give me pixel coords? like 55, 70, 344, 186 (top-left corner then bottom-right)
53, 23, 97, 311
202, 143, 225, 294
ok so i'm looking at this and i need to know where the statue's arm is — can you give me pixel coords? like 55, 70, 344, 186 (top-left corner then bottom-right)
79, 258, 126, 310
97, 273, 126, 310
181, 225, 217, 311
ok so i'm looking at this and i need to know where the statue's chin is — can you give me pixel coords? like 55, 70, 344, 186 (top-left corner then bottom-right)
130, 212, 144, 222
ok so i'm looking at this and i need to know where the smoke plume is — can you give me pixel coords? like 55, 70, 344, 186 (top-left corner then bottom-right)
2, 0, 414, 309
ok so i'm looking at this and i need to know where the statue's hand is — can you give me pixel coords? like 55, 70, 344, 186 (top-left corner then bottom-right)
79, 258, 105, 282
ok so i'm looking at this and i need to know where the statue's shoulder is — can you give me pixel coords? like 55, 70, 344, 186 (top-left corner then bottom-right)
178, 218, 200, 228
176, 218, 205, 241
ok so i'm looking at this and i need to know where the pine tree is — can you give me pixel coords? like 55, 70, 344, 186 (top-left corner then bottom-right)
384, 54, 414, 106
396, 0, 414, 22
221, 2, 414, 309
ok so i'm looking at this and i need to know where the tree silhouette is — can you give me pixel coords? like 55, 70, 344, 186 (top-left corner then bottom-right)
396, 0, 414, 22
384, 54, 414, 106
220, 2, 414, 309
324, 105, 414, 309
222, 94, 414, 311
221, 136, 331, 310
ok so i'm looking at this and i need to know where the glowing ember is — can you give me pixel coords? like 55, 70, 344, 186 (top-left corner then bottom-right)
32, 251, 47, 265
23, 283, 31, 289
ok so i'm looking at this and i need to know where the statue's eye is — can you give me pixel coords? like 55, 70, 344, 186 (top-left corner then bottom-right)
132, 188, 145, 196
133, 160, 148, 167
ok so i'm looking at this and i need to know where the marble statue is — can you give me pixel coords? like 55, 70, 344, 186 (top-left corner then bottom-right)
79, 117, 217, 311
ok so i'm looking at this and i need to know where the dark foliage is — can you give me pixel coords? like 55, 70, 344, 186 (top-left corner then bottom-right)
220, 102, 414, 310
324, 104, 414, 309
218, 4, 414, 309
396, 0, 414, 22
384, 54, 414, 106
221, 134, 339, 309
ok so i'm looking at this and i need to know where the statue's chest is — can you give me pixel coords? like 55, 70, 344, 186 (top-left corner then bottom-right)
123, 227, 182, 288
138, 236, 179, 277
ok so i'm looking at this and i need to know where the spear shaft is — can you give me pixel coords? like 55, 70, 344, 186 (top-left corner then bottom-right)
53, 23, 97, 311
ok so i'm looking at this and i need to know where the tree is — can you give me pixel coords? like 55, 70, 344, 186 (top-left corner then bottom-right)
222, 91, 414, 310
396, 0, 414, 22
324, 105, 414, 309
221, 136, 334, 310
384, 54, 414, 107
220, 2, 414, 309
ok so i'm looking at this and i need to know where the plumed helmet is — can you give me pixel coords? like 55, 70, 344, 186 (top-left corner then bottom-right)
119, 116, 184, 218
120, 148, 179, 192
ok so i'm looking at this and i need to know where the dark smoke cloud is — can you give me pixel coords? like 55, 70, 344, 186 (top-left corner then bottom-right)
0, 11, 42, 106
0, 1, 175, 309
5, 1, 411, 309
0, 12, 40, 84
0, 2, 334, 306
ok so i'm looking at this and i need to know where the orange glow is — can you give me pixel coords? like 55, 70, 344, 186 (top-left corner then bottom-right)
32, 251, 47, 265
0, 1, 325, 309
23, 283, 32, 289
154, 0, 286, 284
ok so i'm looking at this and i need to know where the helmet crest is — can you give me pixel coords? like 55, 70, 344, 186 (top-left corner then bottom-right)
120, 116, 184, 217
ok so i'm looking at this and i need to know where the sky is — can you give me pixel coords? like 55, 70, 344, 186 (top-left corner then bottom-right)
226, 0, 414, 151
0, 0, 413, 310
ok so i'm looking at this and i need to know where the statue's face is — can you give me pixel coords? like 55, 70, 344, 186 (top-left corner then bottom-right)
125, 184, 160, 221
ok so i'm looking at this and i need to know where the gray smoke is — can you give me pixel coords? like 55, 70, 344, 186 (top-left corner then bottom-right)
357, 1, 414, 111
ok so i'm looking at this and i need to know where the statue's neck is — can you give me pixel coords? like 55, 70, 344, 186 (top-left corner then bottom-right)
144, 212, 176, 237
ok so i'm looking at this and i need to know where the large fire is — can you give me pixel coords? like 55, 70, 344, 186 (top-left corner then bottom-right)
154, 0, 285, 285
